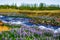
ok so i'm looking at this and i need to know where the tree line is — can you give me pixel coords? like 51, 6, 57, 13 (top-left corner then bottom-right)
0, 3, 60, 10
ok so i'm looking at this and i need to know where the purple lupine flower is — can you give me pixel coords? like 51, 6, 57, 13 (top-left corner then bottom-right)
27, 31, 31, 36
20, 37, 23, 40
17, 29, 22, 36
35, 31, 42, 35
22, 31, 27, 36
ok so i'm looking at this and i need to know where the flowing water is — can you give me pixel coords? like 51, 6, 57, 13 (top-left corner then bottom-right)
0, 15, 60, 33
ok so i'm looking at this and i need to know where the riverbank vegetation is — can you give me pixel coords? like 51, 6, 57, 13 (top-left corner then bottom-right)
0, 3, 60, 17
31, 17, 60, 26
0, 23, 59, 40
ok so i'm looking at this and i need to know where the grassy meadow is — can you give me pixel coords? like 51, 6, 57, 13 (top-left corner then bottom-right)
0, 9, 60, 17
0, 3, 60, 17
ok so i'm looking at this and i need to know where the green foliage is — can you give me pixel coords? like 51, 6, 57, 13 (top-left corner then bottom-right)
44, 32, 53, 37
0, 3, 60, 10
4, 24, 21, 28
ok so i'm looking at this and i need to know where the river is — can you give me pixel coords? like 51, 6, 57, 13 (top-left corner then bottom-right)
0, 15, 60, 34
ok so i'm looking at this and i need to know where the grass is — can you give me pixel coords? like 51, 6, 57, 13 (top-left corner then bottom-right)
0, 9, 19, 13
0, 9, 60, 17
0, 9, 60, 12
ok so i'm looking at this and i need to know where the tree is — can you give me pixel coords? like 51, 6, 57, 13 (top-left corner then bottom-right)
39, 3, 44, 10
